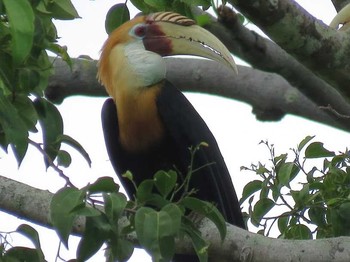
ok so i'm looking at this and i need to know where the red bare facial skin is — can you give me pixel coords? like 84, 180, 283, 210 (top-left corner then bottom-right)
142, 22, 173, 56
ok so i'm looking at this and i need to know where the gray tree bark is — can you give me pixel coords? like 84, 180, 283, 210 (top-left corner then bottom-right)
3, 1, 350, 261
47, 57, 345, 131
229, 0, 350, 100
1, 176, 350, 262
46, 0, 350, 133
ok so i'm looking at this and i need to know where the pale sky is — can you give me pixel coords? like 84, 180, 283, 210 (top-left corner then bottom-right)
0, 1, 348, 261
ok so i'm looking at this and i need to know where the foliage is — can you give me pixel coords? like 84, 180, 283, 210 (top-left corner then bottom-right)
129, 0, 211, 18
0, 1, 231, 261
49, 145, 227, 262
0, 224, 45, 262
1, 0, 348, 261
0, 0, 90, 169
104, 0, 221, 34
241, 136, 350, 239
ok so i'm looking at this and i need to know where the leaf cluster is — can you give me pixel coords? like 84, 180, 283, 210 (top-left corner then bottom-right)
241, 136, 350, 239
0, 224, 45, 262
129, 0, 212, 17
0, 0, 89, 169
50, 146, 227, 262
104, 0, 216, 34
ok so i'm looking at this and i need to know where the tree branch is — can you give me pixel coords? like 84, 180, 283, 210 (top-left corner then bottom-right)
1, 175, 350, 261
229, 0, 350, 101
0, 176, 84, 233
47, 57, 344, 131
200, 7, 350, 128
332, 0, 350, 11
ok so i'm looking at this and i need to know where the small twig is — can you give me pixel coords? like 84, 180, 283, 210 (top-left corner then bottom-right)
28, 139, 76, 188
191, 161, 216, 174
266, 217, 278, 236
319, 104, 350, 119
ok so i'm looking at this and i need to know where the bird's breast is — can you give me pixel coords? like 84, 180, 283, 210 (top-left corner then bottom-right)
116, 84, 165, 153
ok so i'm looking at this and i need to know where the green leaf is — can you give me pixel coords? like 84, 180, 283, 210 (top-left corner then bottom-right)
32, 12, 57, 43
58, 134, 91, 167
252, 198, 274, 226
158, 236, 175, 262
12, 95, 38, 132
123, 170, 133, 181
274, 153, 287, 166
105, 3, 130, 34
331, 153, 349, 168
305, 142, 335, 158
4, 247, 44, 262
16, 224, 45, 260
70, 205, 101, 217
108, 238, 134, 262
195, 14, 211, 26
135, 207, 175, 261
181, 0, 211, 9
181, 197, 226, 241
297, 135, 315, 151
0, 51, 14, 93
291, 184, 310, 207
34, 98, 63, 168
330, 203, 350, 236
32, 52, 53, 94
326, 197, 343, 207
88, 176, 120, 194
271, 183, 282, 202
0, 93, 28, 165
104, 192, 127, 222
46, 0, 80, 20
154, 170, 177, 198
255, 162, 269, 174
16, 224, 41, 249
47, 43, 72, 68
3, 0, 35, 65
277, 215, 289, 234
57, 150, 72, 167
277, 162, 298, 188
308, 181, 324, 191
338, 202, 350, 218
240, 180, 262, 204
161, 204, 183, 234
77, 215, 111, 261
308, 206, 326, 226
289, 216, 297, 227
181, 218, 208, 262
17, 68, 40, 93
144, 0, 168, 9
130, 0, 150, 12
148, 193, 170, 209
50, 187, 85, 247
136, 179, 154, 202
285, 224, 312, 239
36, 1, 51, 14
306, 167, 319, 183
259, 179, 269, 200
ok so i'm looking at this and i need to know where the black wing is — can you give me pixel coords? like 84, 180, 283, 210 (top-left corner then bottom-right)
156, 81, 245, 228
101, 82, 245, 228
101, 98, 135, 195
101, 98, 181, 197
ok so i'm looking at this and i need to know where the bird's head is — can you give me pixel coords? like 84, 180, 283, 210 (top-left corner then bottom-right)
98, 12, 237, 97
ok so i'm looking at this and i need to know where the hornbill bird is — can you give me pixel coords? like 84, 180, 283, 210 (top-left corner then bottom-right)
98, 11, 245, 259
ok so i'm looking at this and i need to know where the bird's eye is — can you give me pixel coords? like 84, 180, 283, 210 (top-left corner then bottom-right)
130, 24, 147, 39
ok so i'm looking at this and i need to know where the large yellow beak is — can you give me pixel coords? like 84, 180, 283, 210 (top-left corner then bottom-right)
143, 13, 237, 74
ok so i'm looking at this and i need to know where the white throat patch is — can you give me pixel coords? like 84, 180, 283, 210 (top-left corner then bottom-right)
125, 41, 166, 87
